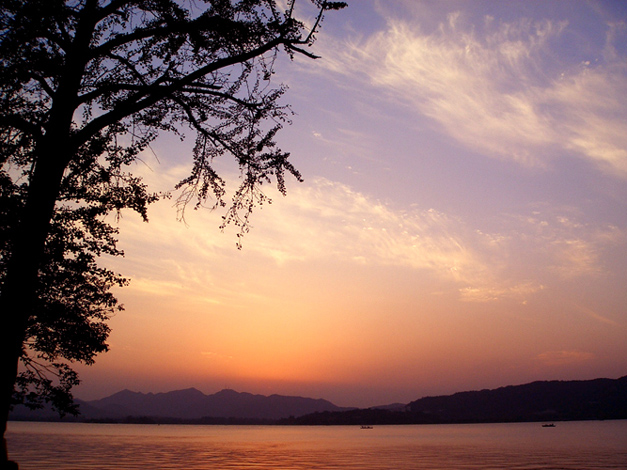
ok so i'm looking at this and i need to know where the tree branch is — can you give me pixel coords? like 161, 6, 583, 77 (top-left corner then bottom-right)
98, 0, 136, 18
285, 43, 320, 59
29, 73, 55, 98
89, 22, 169, 58
0, 116, 43, 140
73, 35, 286, 146
179, 87, 260, 108
170, 93, 240, 158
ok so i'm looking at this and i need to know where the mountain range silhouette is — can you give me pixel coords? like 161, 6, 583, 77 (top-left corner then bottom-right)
10, 375, 627, 424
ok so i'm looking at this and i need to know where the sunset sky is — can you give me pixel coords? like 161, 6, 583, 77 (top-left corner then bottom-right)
74, 0, 627, 408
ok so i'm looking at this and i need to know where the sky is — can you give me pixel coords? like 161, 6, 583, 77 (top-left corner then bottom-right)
74, 0, 627, 408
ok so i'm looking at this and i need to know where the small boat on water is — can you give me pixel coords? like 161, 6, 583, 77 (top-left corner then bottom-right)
360, 425, 373, 429
542, 423, 556, 427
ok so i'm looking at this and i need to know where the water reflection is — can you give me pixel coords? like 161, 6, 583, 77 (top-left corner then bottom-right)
7, 421, 627, 469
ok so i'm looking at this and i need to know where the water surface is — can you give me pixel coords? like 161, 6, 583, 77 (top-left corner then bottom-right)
7, 420, 627, 469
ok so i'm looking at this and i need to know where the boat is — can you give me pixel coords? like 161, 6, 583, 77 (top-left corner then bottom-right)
360, 425, 373, 429
542, 423, 556, 427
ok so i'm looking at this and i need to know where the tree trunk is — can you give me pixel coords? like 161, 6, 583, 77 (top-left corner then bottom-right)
1, 5, 100, 462
0, 143, 70, 468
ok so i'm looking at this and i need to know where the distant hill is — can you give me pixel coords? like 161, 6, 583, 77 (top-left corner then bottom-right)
283, 376, 627, 425
84, 388, 348, 421
407, 376, 627, 423
11, 388, 348, 423
11, 376, 627, 425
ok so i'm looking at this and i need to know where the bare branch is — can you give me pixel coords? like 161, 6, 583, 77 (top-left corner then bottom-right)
285, 43, 320, 59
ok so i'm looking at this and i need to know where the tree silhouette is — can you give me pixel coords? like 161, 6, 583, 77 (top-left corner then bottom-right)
0, 0, 346, 466
2, 171, 136, 417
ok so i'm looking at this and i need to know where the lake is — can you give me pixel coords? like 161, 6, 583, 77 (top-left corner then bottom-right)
6, 420, 627, 469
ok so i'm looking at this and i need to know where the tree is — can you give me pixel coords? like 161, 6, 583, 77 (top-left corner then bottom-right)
0, 0, 346, 466
1, 170, 140, 417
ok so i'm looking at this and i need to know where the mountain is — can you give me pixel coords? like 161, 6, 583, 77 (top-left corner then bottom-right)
284, 376, 627, 425
11, 387, 348, 422
81, 387, 208, 419
79, 388, 347, 421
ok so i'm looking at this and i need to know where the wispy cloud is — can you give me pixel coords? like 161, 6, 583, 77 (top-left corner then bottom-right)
243, 177, 490, 285
536, 350, 595, 366
201, 351, 234, 361
109, 168, 624, 305
459, 281, 545, 303
569, 301, 621, 327
321, 8, 627, 177
511, 211, 625, 280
